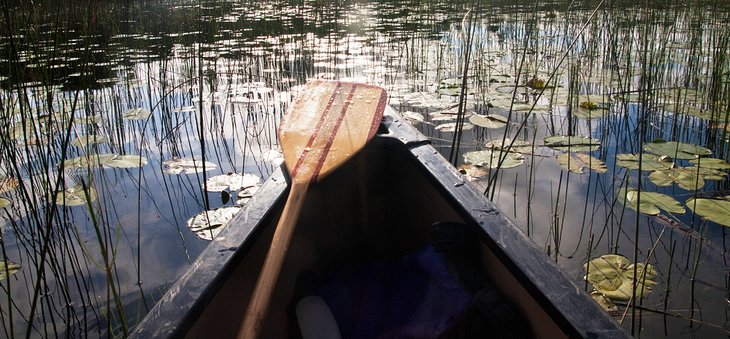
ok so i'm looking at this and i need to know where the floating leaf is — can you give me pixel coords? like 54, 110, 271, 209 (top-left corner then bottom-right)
56, 185, 97, 206
71, 134, 109, 147
458, 164, 489, 181
585, 254, 656, 302
463, 150, 524, 169
187, 206, 241, 240
0, 198, 10, 208
104, 155, 148, 168
590, 292, 619, 312
123, 108, 152, 120
0, 260, 21, 280
615, 154, 673, 171
61, 154, 117, 170
483, 138, 534, 154
643, 140, 711, 160
526, 76, 546, 90
469, 114, 508, 129
236, 185, 261, 205
0, 177, 19, 194
402, 111, 425, 125
204, 173, 261, 192
434, 122, 474, 133
648, 166, 725, 190
543, 135, 601, 152
686, 197, 730, 227
163, 158, 217, 174
689, 157, 730, 169
617, 188, 685, 216
579, 101, 600, 110
556, 153, 607, 174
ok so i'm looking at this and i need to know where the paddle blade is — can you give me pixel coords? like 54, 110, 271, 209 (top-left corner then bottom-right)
280, 80, 386, 182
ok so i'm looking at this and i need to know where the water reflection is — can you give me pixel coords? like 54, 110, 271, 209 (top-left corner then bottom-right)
1, 0, 729, 337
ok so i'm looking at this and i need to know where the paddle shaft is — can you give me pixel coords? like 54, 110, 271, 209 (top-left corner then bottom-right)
239, 180, 308, 338
238, 81, 386, 338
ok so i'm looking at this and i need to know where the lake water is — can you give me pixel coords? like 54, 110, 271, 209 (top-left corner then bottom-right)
1, 0, 729, 337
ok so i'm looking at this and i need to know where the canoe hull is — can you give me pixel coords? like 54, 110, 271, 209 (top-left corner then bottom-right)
131, 107, 629, 338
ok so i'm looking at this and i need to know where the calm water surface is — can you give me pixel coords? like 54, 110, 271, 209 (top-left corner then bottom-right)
1, 0, 729, 337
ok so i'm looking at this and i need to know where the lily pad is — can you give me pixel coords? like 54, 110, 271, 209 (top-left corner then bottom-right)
187, 206, 241, 240
123, 108, 152, 120
584, 254, 657, 302
458, 164, 489, 181
689, 157, 730, 169
56, 185, 97, 207
0, 197, 10, 208
163, 158, 217, 174
104, 155, 149, 168
61, 154, 118, 170
543, 135, 601, 152
615, 154, 673, 171
0, 260, 21, 280
236, 185, 261, 205
483, 138, 534, 154
0, 177, 19, 194
617, 188, 685, 216
686, 197, 730, 227
434, 122, 474, 133
648, 166, 725, 190
402, 111, 426, 125
71, 134, 110, 147
643, 140, 711, 160
463, 150, 524, 169
556, 153, 607, 174
204, 173, 261, 192
469, 114, 508, 129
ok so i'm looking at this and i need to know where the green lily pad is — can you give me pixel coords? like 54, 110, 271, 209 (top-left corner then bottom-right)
649, 166, 725, 190
556, 153, 607, 174
0, 197, 10, 208
543, 135, 601, 152
483, 138, 534, 154
187, 206, 241, 240
686, 197, 730, 227
434, 122, 474, 133
56, 185, 97, 206
617, 188, 685, 215
0, 177, 19, 194
469, 114, 508, 129
463, 150, 524, 169
0, 260, 21, 280
163, 158, 218, 174
204, 173, 261, 192
643, 140, 711, 160
61, 153, 118, 170
615, 154, 673, 171
104, 155, 149, 168
689, 157, 730, 169
236, 185, 261, 205
402, 111, 425, 125
123, 108, 152, 120
584, 254, 656, 302
71, 134, 110, 147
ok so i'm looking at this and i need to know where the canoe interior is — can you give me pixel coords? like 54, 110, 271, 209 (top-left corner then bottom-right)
183, 134, 566, 338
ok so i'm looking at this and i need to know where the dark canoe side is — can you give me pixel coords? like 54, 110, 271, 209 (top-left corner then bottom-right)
130, 106, 630, 338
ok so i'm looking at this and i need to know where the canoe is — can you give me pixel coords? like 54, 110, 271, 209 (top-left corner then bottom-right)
130, 106, 630, 338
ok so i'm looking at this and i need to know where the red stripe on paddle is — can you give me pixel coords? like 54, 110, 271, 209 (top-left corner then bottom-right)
310, 83, 359, 183
290, 82, 342, 179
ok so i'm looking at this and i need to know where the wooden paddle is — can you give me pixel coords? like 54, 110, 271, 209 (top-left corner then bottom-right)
239, 80, 387, 338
